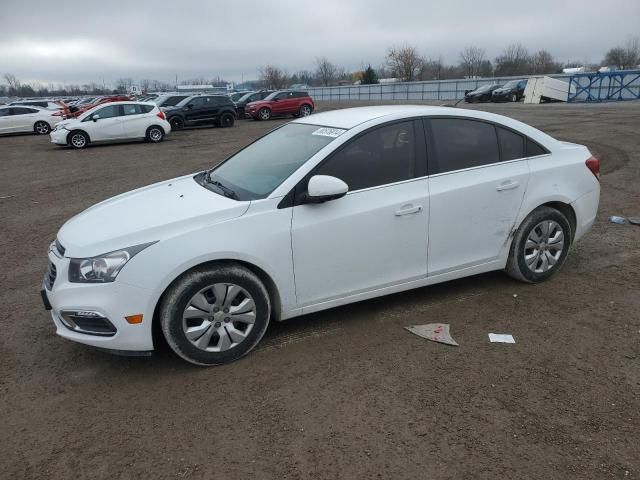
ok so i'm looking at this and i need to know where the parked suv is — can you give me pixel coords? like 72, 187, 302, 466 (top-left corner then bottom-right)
154, 94, 191, 108
162, 95, 237, 130
246, 90, 314, 120
235, 90, 274, 118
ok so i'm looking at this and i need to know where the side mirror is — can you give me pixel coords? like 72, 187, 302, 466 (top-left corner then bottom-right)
187, 104, 194, 109
91, 114, 100, 122
304, 175, 348, 204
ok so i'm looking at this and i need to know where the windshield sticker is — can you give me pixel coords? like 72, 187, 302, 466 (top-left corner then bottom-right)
312, 127, 346, 138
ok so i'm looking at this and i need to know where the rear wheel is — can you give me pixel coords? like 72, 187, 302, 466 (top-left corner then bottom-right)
220, 112, 235, 128
146, 125, 164, 143
511, 93, 518, 102
505, 206, 572, 283
160, 264, 271, 366
258, 108, 271, 121
169, 116, 184, 130
34, 121, 51, 135
68, 130, 89, 149
299, 104, 312, 117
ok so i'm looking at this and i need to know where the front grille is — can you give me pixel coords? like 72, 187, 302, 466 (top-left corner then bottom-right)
44, 261, 57, 290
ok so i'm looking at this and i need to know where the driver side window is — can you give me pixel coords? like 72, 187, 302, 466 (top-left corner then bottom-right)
85, 104, 120, 121
315, 121, 417, 192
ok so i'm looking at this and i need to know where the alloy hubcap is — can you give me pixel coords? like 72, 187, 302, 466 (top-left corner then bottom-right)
260, 110, 269, 120
72, 134, 85, 147
150, 129, 161, 141
182, 283, 256, 352
301, 107, 311, 116
36, 123, 48, 134
524, 220, 565, 273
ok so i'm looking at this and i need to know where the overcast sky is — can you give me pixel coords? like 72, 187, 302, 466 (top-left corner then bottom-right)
2, 0, 639, 87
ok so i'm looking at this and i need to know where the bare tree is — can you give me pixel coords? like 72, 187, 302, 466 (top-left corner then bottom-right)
605, 37, 640, 68
260, 65, 289, 89
314, 57, 338, 86
385, 45, 423, 81
459, 46, 486, 77
530, 50, 561, 74
3, 73, 20, 94
140, 79, 152, 93
494, 44, 531, 76
115, 77, 133, 94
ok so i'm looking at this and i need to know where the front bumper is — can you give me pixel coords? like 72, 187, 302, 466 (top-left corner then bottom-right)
50, 128, 69, 145
43, 244, 156, 352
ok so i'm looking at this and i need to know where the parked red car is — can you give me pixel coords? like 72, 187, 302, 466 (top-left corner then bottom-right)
246, 90, 314, 120
54, 95, 132, 119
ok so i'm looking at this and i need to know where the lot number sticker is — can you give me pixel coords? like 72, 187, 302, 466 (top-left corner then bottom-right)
312, 127, 346, 138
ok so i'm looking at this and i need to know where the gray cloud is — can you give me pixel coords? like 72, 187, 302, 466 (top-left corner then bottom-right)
2, 0, 639, 86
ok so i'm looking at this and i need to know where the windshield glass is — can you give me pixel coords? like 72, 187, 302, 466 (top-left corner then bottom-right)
502, 80, 520, 88
207, 123, 345, 200
263, 91, 280, 101
238, 92, 254, 103
474, 84, 496, 93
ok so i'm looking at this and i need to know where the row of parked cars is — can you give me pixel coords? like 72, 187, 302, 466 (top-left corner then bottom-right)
0, 89, 316, 149
464, 79, 527, 103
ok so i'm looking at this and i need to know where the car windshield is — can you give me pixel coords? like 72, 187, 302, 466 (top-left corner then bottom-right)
474, 84, 497, 93
263, 92, 281, 101
238, 92, 254, 103
206, 123, 345, 200
502, 80, 520, 88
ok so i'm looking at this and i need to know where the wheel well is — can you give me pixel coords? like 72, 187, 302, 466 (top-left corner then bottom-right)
147, 124, 165, 134
300, 103, 312, 110
539, 201, 577, 243
151, 259, 283, 346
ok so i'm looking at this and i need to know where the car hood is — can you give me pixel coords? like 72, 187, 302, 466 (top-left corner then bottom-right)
246, 100, 270, 108
55, 118, 82, 129
57, 174, 250, 258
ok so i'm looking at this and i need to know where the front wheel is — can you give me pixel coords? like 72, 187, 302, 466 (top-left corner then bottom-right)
160, 264, 271, 366
299, 104, 312, 117
258, 108, 271, 121
169, 116, 184, 130
34, 121, 51, 135
68, 130, 89, 149
505, 206, 572, 283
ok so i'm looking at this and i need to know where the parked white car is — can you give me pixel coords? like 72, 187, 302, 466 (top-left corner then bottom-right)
0, 105, 62, 135
42, 106, 600, 365
50, 101, 171, 149
9, 100, 62, 110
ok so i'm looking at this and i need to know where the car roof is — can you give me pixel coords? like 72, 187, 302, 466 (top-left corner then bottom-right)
292, 105, 444, 129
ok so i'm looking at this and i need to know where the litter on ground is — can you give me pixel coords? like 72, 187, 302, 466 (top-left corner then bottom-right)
488, 333, 516, 343
405, 323, 459, 346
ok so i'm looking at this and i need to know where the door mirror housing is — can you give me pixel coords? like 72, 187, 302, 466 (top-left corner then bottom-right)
91, 114, 100, 122
304, 175, 348, 204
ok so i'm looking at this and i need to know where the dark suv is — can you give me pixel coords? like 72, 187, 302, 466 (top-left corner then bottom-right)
162, 95, 237, 130
235, 90, 274, 118
246, 91, 314, 120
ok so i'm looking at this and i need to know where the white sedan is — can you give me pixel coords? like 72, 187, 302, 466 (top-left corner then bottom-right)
0, 105, 62, 135
42, 106, 600, 365
50, 101, 172, 149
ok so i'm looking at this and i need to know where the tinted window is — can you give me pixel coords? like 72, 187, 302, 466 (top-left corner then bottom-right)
189, 97, 205, 107
497, 127, 524, 160
11, 107, 37, 115
140, 104, 154, 113
163, 96, 187, 107
0, 108, 9, 117
122, 104, 142, 115
430, 119, 499, 173
316, 121, 416, 191
526, 138, 548, 157
94, 105, 120, 119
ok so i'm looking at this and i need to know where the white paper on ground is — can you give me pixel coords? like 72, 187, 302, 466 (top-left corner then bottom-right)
488, 333, 515, 343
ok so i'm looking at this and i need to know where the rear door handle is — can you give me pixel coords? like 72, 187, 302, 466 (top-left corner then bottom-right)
395, 204, 423, 216
496, 180, 520, 192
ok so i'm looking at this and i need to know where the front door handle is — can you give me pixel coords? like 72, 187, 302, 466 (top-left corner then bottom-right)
395, 204, 423, 216
496, 180, 520, 192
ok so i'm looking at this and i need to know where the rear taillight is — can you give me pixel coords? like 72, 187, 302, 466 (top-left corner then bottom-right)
585, 156, 600, 181
156, 111, 166, 120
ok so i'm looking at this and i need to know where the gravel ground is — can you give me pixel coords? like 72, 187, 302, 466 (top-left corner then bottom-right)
1, 101, 639, 479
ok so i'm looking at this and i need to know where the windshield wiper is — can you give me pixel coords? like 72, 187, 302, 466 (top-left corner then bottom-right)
205, 174, 239, 200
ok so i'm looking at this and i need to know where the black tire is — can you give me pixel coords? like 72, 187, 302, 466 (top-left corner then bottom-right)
160, 264, 271, 366
169, 116, 184, 130
220, 112, 235, 128
298, 104, 313, 117
505, 206, 572, 283
67, 130, 89, 149
146, 125, 164, 143
34, 121, 51, 135
258, 108, 271, 121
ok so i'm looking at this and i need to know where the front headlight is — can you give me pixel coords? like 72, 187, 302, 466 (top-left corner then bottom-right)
68, 242, 156, 283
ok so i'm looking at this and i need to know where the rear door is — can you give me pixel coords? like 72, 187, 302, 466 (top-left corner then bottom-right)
184, 97, 206, 123
119, 104, 150, 138
271, 92, 291, 114
9, 107, 39, 132
202, 96, 222, 122
0, 107, 13, 133
425, 118, 529, 275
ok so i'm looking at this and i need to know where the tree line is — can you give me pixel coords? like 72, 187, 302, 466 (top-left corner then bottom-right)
1, 38, 638, 97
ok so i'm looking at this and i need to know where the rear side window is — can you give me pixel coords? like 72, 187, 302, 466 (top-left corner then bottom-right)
429, 119, 499, 173
526, 138, 548, 157
11, 107, 37, 115
123, 104, 142, 115
140, 105, 154, 113
497, 127, 525, 161
164, 96, 186, 106
316, 121, 416, 191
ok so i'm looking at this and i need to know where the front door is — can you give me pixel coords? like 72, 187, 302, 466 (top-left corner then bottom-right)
291, 120, 429, 307
85, 104, 124, 140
